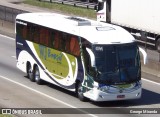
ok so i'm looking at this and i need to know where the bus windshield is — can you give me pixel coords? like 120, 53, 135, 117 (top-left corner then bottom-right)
92, 43, 141, 85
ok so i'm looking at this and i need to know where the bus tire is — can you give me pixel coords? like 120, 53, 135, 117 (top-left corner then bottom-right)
156, 38, 160, 52
27, 62, 33, 80
33, 66, 43, 85
77, 83, 87, 101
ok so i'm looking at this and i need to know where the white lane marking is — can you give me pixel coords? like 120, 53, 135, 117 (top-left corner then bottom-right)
142, 78, 160, 86
0, 34, 15, 40
0, 75, 98, 117
11, 56, 16, 58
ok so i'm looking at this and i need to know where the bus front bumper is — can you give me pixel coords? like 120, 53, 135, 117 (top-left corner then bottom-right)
84, 88, 142, 102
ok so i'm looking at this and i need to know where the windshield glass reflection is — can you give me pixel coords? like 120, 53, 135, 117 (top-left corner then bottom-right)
92, 43, 140, 85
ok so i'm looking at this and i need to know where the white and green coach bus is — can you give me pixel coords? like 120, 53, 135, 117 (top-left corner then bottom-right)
16, 13, 147, 101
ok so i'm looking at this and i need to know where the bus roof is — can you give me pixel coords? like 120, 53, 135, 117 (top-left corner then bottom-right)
16, 13, 135, 44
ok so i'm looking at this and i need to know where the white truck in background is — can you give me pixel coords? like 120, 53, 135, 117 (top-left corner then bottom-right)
95, 0, 160, 51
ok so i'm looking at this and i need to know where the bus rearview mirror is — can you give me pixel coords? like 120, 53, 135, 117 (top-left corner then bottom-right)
139, 47, 147, 65
86, 48, 96, 67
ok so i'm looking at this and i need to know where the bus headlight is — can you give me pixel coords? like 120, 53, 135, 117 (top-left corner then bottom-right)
93, 82, 110, 92
93, 81, 99, 88
137, 81, 142, 88
98, 86, 109, 92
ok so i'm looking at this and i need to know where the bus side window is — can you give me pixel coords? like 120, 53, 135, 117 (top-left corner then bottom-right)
44, 28, 50, 46
74, 39, 80, 56
70, 36, 80, 56
39, 27, 49, 46
40, 28, 44, 45
50, 31, 55, 48
27, 24, 33, 41
66, 36, 71, 53
59, 33, 67, 51
54, 31, 60, 49
17, 23, 25, 39
16, 23, 22, 37
22, 25, 27, 40
33, 26, 39, 43
27, 24, 31, 41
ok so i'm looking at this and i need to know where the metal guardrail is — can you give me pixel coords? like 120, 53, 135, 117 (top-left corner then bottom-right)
0, 5, 28, 23
39, 0, 97, 9
0, 0, 97, 23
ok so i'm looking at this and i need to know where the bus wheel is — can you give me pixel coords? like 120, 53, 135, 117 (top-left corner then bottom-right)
77, 83, 86, 101
34, 66, 43, 85
156, 38, 160, 52
27, 63, 33, 80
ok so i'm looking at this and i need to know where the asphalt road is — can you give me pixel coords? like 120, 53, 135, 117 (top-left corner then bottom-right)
0, 34, 160, 117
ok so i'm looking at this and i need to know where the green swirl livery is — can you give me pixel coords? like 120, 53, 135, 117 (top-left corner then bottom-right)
34, 44, 76, 80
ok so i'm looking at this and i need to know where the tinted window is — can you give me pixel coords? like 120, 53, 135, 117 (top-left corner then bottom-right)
39, 27, 50, 46
16, 21, 81, 57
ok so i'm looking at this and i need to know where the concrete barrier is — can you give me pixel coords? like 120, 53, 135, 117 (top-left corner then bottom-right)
0, 5, 28, 23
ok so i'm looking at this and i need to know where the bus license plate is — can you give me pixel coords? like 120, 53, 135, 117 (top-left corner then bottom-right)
117, 95, 125, 98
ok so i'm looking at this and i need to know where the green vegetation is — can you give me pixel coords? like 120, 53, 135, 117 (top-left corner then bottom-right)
0, 115, 12, 117
23, 0, 96, 19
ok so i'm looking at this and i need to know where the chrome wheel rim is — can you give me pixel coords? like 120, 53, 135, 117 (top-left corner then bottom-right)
35, 69, 40, 81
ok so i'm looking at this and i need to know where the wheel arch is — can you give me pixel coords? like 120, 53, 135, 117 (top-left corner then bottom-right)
26, 61, 31, 73
33, 64, 38, 71
75, 79, 81, 92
